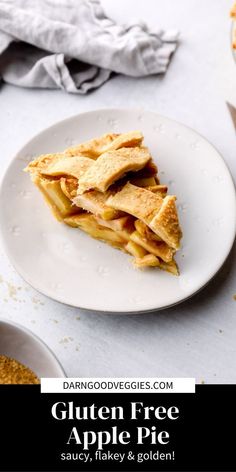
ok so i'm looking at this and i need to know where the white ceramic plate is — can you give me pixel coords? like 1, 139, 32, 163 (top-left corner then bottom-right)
0, 109, 235, 313
0, 319, 65, 378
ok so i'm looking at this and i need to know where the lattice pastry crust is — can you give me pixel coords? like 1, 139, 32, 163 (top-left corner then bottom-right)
25, 131, 182, 274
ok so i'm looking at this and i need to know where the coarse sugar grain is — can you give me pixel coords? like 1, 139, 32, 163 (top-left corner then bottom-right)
0, 355, 40, 384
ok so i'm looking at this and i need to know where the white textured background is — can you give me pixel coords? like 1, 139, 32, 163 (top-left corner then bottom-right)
0, 0, 235, 382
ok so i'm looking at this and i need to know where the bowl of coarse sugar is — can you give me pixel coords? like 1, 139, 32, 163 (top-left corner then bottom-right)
0, 319, 65, 384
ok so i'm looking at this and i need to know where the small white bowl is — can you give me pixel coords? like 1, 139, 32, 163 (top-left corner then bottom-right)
0, 319, 65, 379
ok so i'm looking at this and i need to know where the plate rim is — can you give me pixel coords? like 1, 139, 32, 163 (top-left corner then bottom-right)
0, 108, 236, 314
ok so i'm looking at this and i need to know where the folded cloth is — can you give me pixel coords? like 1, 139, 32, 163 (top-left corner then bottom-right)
0, 0, 179, 94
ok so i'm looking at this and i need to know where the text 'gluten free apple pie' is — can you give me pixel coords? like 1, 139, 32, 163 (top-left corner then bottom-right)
24, 131, 182, 275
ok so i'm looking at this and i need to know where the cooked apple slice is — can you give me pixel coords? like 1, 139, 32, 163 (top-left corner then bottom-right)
146, 185, 168, 196
116, 226, 134, 242
130, 231, 174, 262
60, 177, 78, 199
134, 254, 160, 268
33, 175, 78, 221
73, 190, 123, 220
64, 214, 125, 247
129, 176, 157, 187
134, 220, 162, 242
95, 215, 133, 232
159, 259, 179, 275
125, 241, 147, 258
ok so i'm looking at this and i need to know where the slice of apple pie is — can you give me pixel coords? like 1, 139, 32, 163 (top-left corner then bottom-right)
24, 131, 182, 275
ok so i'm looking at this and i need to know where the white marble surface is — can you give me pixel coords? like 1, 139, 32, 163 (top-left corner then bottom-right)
0, 0, 236, 383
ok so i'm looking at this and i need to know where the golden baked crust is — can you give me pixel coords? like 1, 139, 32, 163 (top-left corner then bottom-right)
25, 130, 182, 274
24, 153, 65, 174
107, 182, 163, 224
149, 196, 182, 250
39, 155, 93, 180
77, 147, 151, 194
102, 131, 143, 152
66, 133, 119, 158
66, 131, 143, 158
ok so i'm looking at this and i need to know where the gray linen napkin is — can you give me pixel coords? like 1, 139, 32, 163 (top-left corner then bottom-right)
0, 0, 179, 94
